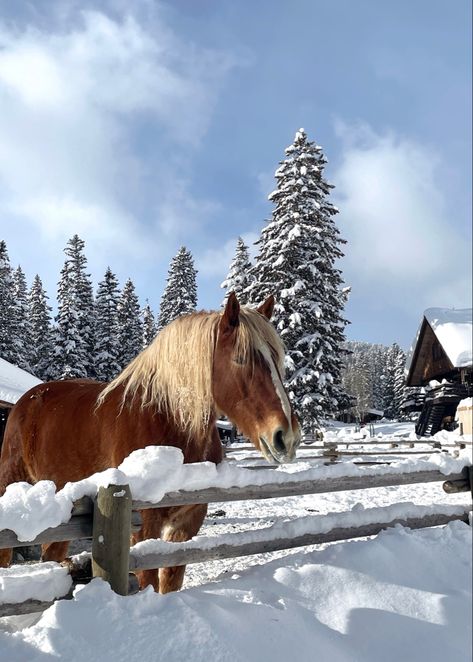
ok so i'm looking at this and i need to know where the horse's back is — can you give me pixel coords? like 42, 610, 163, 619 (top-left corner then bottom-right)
1, 377, 224, 492
2, 379, 107, 487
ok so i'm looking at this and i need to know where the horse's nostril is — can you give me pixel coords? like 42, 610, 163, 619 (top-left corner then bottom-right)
273, 429, 286, 454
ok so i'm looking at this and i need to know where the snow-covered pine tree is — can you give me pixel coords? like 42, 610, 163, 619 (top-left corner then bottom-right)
0, 240, 19, 364
393, 344, 408, 418
382, 344, 399, 419
247, 129, 350, 428
94, 268, 121, 381
52, 235, 95, 379
220, 237, 253, 305
342, 342, 372, 417
28, 275, 54, 380
117, 278, 143, 367
142, 300, 157, 349
12, 266, 32, 371
157, 247, 198, 330
371, 344, 389, 412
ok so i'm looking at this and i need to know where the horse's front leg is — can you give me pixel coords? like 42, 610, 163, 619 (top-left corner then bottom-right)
132, 508, 165, 592
41, 541, 70, 562
159, 503, 208, 594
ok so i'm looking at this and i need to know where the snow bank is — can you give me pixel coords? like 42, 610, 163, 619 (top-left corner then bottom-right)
0, 521, 470, 661
0, 562, 71, 605
1, 446, 471, 541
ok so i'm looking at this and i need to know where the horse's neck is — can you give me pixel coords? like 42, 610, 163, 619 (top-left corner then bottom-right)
109, 390, 221, 464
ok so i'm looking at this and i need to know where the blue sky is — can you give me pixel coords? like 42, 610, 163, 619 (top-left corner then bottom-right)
0, 0, 471, 349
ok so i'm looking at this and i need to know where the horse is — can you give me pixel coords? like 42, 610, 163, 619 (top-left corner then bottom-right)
0, 292, 300, 593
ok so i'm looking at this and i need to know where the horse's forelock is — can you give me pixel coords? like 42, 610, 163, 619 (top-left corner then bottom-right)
236, 308, 286, 376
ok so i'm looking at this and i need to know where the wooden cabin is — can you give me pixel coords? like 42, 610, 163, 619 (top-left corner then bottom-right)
405, 308, 472, 436
0, 358, 42, 446
405, 308, 472, 388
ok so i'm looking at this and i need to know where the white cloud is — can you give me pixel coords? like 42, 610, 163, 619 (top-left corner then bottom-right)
0, 8, 235, 292
333, 121, 471, 313
197, 231, 259, 279
153, 177, 222, 242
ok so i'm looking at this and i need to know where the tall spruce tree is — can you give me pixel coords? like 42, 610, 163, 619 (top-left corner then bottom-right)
382, 344, 400, 419
157, 247, 197, 330
0, 241, 19, 364
52, 235, 95, 379
342, 342, 372, 416
117, 278, 143, 367
12, 266, 32, 371
393, 345, 408, 418
95, 268, 121, 381
371, 345, 388, 411
221, 237, 253, 305
247, 129, 350, 428
28, 275, 53, 380
142, 300, 157, 348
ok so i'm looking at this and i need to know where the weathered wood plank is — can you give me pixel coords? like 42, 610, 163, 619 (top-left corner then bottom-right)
0, 574, 140, 618
227, 450, 442, 464
443, 466, 473, 495
0, 515, 93, 551
224, 440, 447, 453
238, 461, 394, 470
92, 484, 132, 596
0, 508, 141, 551
130, 510, 471, 570
326, 450, 442, 456
132, 469, 468, 509
0, 597, 70, 618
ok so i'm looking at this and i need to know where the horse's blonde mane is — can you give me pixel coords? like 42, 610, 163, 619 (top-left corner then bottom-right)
97, 307, 285, 439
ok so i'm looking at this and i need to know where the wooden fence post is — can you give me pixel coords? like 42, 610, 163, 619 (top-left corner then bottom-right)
92, 483, 132, 595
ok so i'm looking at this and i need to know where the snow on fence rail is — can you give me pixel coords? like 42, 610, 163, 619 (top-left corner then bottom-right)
0, 456, 472, 617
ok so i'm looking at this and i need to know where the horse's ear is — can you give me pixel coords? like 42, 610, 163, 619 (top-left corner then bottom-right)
257, 295, 275, 320
220, 292, 240, 336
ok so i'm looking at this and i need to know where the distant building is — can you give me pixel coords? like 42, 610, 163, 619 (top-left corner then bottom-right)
0, 358, 42, 445
338, 408, 384, 424
405, 308, 472, 436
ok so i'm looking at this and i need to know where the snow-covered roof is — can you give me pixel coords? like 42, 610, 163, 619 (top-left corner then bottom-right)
405, 308, 472, 385
424, 308, 472, 368
0, 358, 42, 406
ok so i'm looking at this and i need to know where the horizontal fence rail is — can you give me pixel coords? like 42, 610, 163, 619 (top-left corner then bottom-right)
132, 469, 469, 510
129, 507, 471, 571
225, 439, 470, 453
0, 504, 141, 551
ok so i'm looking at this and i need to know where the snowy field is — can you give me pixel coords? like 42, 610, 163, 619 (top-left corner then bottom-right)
0, 422, 471, 661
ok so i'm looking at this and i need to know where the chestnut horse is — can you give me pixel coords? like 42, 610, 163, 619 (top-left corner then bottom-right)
0, 293, 300, 592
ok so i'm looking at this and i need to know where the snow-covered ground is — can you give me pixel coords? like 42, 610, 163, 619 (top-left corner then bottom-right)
0, 422, 471, 661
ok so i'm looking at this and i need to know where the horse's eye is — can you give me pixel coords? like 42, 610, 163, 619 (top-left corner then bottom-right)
232, 355, 246, 366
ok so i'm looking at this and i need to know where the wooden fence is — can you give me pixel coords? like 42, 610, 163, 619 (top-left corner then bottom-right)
224, 438, 471, 467
0, 462, 471, 618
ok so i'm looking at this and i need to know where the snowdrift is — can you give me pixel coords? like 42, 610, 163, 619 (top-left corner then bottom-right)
0, 521, 471, 662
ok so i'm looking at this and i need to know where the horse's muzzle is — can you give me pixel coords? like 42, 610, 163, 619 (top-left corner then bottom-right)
259, 428, 298, 464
